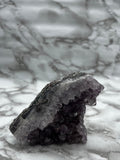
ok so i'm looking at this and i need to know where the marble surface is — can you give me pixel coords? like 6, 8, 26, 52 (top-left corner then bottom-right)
0, 0, 120, 80
0, 0, 120, 160
0, 75, 120, 160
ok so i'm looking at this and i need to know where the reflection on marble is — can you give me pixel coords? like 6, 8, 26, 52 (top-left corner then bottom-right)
0, 0, 120, 159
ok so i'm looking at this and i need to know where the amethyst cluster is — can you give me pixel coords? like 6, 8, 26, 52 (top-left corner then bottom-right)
9, 72, 104, 146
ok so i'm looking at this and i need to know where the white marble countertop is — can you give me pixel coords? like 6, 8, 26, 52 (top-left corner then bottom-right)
0, 75, 120, 160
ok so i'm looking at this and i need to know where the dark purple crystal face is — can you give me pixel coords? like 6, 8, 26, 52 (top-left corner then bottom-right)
27, 96, 87, 145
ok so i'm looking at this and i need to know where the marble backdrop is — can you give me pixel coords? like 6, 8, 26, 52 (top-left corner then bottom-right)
0, 0, 120, 81
0, 0, 120, 160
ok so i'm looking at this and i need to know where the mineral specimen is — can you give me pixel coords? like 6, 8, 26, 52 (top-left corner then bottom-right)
9, 72, 104, 146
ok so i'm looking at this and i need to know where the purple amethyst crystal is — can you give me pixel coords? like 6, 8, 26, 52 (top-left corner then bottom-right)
9, 72, 104, 146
